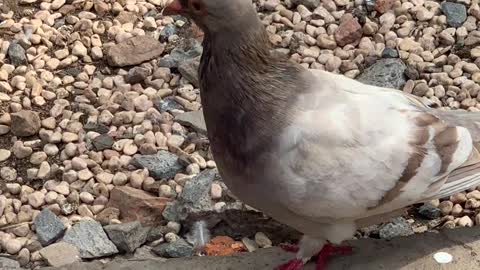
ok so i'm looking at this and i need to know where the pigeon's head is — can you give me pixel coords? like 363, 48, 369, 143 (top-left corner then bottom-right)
162, 0, 259, 34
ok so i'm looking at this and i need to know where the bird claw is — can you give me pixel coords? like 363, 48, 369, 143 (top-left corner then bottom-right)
276, 258, 304, 270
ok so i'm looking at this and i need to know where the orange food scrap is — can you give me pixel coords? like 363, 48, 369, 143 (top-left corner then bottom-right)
204, 236, 246, 256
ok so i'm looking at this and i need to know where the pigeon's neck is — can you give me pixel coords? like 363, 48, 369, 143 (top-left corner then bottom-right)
199, 24, 308, 175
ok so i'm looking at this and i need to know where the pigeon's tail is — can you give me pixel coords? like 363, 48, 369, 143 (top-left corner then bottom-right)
431, 162, 480, 200
422, 139, 480, 200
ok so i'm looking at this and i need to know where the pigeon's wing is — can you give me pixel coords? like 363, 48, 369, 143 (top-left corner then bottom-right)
273, 70, 480, 222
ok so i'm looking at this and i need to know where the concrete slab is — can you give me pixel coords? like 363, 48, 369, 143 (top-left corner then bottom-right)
40, 227, 480, 270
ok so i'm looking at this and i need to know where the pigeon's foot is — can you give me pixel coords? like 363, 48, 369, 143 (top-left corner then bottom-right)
315, 243, 353, 270
276, 258, 304, 270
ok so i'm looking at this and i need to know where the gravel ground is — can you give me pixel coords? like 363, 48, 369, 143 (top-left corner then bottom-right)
1, 0, 480, 268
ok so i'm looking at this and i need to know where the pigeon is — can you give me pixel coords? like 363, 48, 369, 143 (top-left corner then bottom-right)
162, 0, 480, 269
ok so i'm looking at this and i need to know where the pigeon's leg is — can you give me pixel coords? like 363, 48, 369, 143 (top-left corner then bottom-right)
315, 243, 353, 270
276, 236, 325, 270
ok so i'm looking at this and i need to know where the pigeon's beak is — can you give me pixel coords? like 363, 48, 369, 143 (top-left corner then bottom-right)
162, 0, 183, 15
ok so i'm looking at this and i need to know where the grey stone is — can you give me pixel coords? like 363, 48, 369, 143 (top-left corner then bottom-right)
158, 57, 178, 68
106, 35, 165, 67
379, 217, 414, 240
84, 123, 110, 134
126, 67, 150, 84
146, 226, 170, 242
39, 242, 81, 267
291, 0, 320, 9
159, 39, 202, 69
104, 221, 149, 253
62, 67, 82, 77
178, 59, 200, 87
0, 257, 22, 270
163, 169, 218, 222
382, 48, 398, 58
418, 204, 441, 220
357, 59, 407, 89
441, 2, 467, 28
174, 109, 207, 135
63, 220, 118, 259
11, 110, 41, 137
92, 134, 114, 151
152, 238, 193, 258
34, 208, 66, 246
130, 150, 184, 180
8, 41, 27, 66
155, 97, 184, 113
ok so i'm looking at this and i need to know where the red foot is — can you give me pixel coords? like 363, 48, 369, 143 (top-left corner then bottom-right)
276, 258, 304, 270
315, 243, 353, 270
280, 243, 299, 253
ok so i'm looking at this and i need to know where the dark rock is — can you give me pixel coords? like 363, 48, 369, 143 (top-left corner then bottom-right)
159, 39, 202, 69
152, 238, 193, 258
107, 186, 171, 225
418, 204, 442, 220
291, 0, 320, 10
7, 41, 27, 66
106, 35, 165, 67
163, 169, 218, 222
158, 57, 178, 68
84, 122, 110, 134
155, 97, 184, 113
11, 110, 41, 137
126, 67, 150, 84
92, 134, 114, 151
441, 2, 467, 28
357, 59, 407, 89
382, 48, 399, 58
104, 221, 149, 253
62, 67, 82, 77
130, 150, 184, 180
378, 217, 414, 240
175, 109, 207, 135
405, 65, 419, 80
159, 24, 177, 43
178, 59, 200, 87
352, 8, 367, 24
146, 226, 170, 242
33, 208, 66, 246
63, 220, 118, 259
0, 257, 21, 269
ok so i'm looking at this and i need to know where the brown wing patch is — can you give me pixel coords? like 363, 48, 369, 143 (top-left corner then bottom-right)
368, 149, 426, 210
414, 113, 439, 127
434, 127, 459, 175
368, 112, 448, 210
